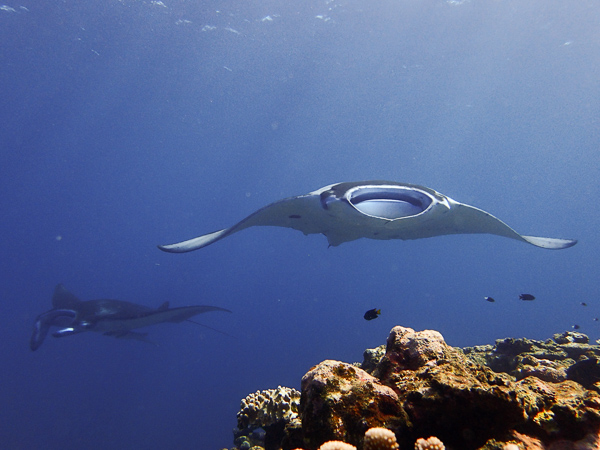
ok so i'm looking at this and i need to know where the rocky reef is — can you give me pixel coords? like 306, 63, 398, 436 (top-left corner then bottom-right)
234, 386, 301, 450
228, 326, 600, 450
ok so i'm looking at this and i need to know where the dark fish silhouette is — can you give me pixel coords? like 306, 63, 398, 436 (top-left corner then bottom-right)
573, 324, 581, 330
484, 297, 495, 303
519, 294, 536, 301
364, 308, 381, 321
31, 284, 231, 351
581, 302, 588, 306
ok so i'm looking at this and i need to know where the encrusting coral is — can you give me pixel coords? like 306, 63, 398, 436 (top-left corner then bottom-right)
414, 436, 445, 450
300, 359, 406, 449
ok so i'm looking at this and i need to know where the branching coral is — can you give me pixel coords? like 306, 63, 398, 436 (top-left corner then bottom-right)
364, 427, 399, 450
414, 436, 445, 450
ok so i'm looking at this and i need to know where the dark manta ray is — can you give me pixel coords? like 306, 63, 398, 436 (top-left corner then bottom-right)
30, 284, 231, 351
158, 181, 577, 253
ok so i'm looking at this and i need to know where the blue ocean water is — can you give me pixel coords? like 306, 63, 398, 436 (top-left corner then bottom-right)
1, 0, 598, 448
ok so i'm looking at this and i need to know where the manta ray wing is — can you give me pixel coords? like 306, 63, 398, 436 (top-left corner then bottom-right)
89, 305, 232, 333
518, 235, 577, 249
158, 193, 331, 253
442, 202, 577, 249
343, 184, 577, 249
162, 305, 232, 323
157, 181, 577, 252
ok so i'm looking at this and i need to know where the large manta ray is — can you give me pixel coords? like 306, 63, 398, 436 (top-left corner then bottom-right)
158, 181, 577, 252
30, 284, 231, 350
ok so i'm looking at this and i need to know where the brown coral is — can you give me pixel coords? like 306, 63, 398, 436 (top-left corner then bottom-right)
414, 436, 445, 450
233, 326, 600, 450
375, 326, 451, 375
300, 360, 408, 448
237, 385, 300, 429
364, 427, 399, 450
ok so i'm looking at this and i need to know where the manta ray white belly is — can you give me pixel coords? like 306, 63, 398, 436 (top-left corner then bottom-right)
158, 180, 577, 252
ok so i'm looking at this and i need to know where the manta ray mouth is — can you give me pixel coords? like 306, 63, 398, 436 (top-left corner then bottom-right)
348, 186, 433, 220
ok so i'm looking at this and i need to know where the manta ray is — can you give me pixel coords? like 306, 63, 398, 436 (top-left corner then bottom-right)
30, 284, 231, 351
158, 180, 577, 252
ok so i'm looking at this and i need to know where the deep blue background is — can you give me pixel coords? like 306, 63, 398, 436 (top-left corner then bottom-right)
1, 1, 598, 448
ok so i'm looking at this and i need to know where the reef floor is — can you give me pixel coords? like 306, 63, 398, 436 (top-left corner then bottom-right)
227, 326, 600, 450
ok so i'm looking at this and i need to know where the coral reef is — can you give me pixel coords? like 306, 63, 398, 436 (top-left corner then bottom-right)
364, 427, 399, 450
237, 386, 301, 429
362, 346, 386, 374
318, 441, 357, 450
230, 327, 600, 450
235, 386, 301, 450
463, 331, 600, 388
502, 445, 519, 450
311, 427, 401, 450
300, 360, 407, 449
414, 437, 445, 450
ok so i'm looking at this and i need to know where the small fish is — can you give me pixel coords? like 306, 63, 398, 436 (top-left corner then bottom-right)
364, 308, 381, 321
594, 318, 599, 322
581, 302, 588, 306
573, 324, 580, 330
519, 294, 536, 301
484, 296, 495, 303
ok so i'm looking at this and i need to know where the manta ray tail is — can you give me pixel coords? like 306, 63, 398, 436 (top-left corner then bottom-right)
158, 229, 229, 253
187, 318, 236, 338
104, 330, 158, 346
